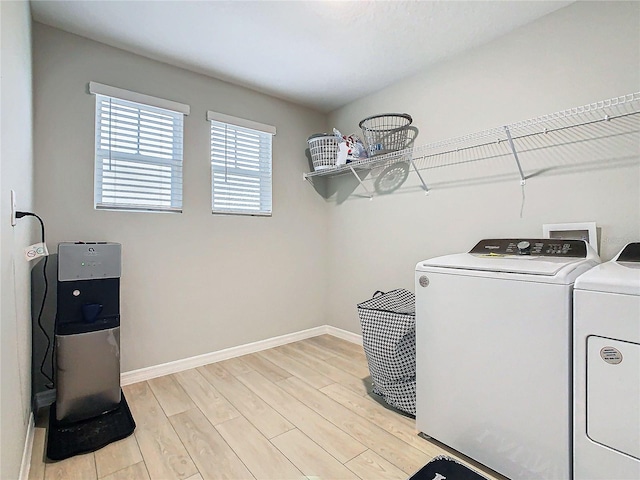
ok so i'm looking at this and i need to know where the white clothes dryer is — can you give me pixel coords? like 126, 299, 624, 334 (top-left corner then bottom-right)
415, 239, 600, 480
573, 242, 640, 480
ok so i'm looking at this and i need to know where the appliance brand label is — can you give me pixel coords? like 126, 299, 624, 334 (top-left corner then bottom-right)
600, 346, 623, 364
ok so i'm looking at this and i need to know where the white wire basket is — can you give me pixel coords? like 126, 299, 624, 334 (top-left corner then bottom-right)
359, 113, 413, 156
308, 134, 338, 170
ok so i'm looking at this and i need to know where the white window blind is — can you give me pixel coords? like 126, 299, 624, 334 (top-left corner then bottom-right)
93, 90, 186, 212
209, 112, 275, 216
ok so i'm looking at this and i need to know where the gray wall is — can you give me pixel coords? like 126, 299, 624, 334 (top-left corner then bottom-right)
18, 4, 640, 471
32, 24, 329, 376
1, 1, 35, 478
326, 1, 640, 332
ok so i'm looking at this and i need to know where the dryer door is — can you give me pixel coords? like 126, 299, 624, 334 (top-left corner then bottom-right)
587, 336, 640, 460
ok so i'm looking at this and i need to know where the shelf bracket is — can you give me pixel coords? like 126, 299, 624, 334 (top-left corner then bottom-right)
503, 126, 526, 185
409, 158, 429, 194
349, 165, 373, 199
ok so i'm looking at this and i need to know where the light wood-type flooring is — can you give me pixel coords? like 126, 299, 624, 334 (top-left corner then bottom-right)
29, 335, 505, 480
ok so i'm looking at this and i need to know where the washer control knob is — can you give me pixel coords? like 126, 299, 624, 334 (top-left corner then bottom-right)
517, 241, 531, 254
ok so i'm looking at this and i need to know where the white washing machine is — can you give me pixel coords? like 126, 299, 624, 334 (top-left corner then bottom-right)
573, 242, 640, 480
415, 239, 600, 480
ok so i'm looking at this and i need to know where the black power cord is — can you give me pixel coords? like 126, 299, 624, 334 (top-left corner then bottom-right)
16, 211, 54, 388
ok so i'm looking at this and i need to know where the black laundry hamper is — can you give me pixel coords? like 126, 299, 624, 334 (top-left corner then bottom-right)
357, 289, 416, 415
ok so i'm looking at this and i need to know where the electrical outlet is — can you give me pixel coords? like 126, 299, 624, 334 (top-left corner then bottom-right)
10, 190, 17, 226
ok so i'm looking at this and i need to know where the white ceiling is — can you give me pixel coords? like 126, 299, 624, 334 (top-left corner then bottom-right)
30, 1, 573, 113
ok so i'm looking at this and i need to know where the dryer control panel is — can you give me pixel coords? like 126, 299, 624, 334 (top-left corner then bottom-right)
470, 239, 588, 257
617, 242, 640, 262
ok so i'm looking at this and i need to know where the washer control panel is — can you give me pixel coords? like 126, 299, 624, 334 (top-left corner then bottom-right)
470, 238, 588, 257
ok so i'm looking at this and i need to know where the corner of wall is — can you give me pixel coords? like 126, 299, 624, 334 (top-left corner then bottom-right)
1, 1, 36, 479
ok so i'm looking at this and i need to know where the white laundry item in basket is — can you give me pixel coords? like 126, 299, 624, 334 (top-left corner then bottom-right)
357, 289, 416, 415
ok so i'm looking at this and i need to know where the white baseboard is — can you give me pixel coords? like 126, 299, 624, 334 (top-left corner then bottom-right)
121, 325, 362, 385
325, 325, 363, 345
19, 413, 35, 480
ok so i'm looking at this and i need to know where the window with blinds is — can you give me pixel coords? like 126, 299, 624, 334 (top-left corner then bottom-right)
209, 111, 276, 216
91, 83, 189, 213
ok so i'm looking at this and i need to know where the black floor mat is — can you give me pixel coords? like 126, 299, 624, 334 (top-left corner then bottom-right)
46, 391, 136, 461
411, 455, 489, 480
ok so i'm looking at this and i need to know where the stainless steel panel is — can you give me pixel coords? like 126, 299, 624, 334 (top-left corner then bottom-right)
58, 242, 121, 282
55, 327, 121, 422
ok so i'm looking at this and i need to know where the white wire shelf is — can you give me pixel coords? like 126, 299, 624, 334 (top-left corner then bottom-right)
303, 92, 640, 198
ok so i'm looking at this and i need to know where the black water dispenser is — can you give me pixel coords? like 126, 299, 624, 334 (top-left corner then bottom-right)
55, 242, 122, 422
47, 241, 134, 461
